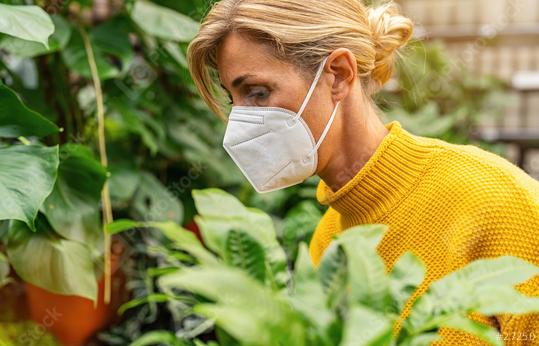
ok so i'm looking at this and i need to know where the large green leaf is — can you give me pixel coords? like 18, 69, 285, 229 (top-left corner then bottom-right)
340, 306, 394, 346
192, 188, 278, 255
105, 220, 218, 265
0, 4, 54, 47
405, 256, 539, 340
288, 244, 334, 345
192, 188, 287, 287
192, 188, 250, 219
282, 201, 322, 261
193, 303, 305, 346
224, 229, 266, 283
130, 0, 200, 42
331, 225, 391, 311
42, 145, 106, 247
62, 17, 134, 80
159, 266, 305, 346
6, 216, 97, 302
388, 251, 426, 313
0, 145, 59, 231
0, 15, 71, 57
159, 266, 276, 311
0, 84, 59, 138
438, 314, 502, 346
318, 242, 348, 309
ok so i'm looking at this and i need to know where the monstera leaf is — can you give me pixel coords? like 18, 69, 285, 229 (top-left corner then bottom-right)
0, 145, 59, 231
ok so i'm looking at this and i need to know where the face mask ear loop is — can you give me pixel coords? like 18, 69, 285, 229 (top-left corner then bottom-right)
306, 100, 341, 159
293, 56, 330, 122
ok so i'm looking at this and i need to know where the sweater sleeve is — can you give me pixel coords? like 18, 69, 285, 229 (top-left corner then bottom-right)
468, 166, 539, 346
491, 183, 539, 346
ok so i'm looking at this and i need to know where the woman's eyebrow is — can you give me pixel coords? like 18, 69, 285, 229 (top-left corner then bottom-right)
221, 74, 256, 92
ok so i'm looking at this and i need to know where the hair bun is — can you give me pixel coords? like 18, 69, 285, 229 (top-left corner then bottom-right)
367, 3, 413, 90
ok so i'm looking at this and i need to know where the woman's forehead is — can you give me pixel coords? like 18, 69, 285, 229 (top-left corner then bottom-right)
216, 33, 290, 87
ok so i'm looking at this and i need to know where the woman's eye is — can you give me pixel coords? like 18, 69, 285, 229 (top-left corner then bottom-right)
248, 87, 269, 100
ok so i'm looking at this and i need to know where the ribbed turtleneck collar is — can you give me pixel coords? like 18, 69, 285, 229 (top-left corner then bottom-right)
316, 120, 436, 228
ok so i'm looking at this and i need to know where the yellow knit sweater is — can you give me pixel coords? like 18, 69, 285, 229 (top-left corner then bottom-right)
309, 120, 539, 345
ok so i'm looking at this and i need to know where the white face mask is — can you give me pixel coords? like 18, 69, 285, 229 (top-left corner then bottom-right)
222, 55, 341, 193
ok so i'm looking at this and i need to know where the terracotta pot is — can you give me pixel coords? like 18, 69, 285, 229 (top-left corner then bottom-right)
25, 239, 127, 346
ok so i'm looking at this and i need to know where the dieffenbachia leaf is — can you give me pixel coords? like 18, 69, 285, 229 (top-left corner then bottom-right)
388, 251, 426, 313
224, 229, 266, 283
130, 0, 199, 42
405, 256, 539, 344
0, 4, 54, 48
192, 188, 288, 288
340, 305, 394, 346
0, 15, 70, 57
0, 145, 59, 231
42, 144, 106, 248
6, 215, 97, 302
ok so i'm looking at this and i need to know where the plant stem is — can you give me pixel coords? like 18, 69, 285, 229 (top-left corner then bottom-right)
17, 136, 31, 145
80, 27, 113, 304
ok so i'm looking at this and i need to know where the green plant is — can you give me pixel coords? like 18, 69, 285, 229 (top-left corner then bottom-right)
0, 86, 107, 302
110, 188, 539, 346
0, 1, 524, 342
0, 0, 209, 303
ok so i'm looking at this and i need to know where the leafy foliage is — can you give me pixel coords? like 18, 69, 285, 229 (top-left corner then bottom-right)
109, 189, 539, 346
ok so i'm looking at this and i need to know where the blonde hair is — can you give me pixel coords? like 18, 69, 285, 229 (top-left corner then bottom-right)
187, 0, 413, 120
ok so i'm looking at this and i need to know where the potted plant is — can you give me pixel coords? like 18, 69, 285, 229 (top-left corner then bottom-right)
0, 81, 125, 344
0, 6, 121, 342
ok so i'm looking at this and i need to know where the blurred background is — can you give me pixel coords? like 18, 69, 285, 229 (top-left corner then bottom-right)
392, 0, 539, 177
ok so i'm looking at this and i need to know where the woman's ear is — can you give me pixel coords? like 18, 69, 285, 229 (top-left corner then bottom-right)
326, 48, 358, 103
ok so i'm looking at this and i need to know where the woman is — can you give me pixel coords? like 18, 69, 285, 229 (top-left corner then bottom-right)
187, 0, 539, 344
